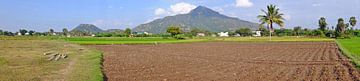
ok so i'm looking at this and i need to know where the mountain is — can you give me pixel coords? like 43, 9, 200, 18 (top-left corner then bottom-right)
71, 24, 104, 33
133, 6, 260, 33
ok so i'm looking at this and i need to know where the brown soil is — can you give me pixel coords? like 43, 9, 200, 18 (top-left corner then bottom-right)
89, 42, 360, 81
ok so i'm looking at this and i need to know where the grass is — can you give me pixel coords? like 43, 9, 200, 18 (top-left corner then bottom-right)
336, 37, 360, 68
0, 40, 103, 81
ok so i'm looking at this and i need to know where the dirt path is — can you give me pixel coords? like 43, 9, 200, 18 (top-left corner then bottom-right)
89, 42, 360, 81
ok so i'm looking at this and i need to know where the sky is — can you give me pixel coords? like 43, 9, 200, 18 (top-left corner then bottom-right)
0, 0, 359, 32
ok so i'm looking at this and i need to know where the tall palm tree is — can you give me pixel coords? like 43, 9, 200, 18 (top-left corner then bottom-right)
257, 4, 285, 40
319, 17, 327, 31
349, 17, 357, 29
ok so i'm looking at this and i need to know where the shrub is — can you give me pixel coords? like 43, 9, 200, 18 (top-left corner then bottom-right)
173, 34, 186, 40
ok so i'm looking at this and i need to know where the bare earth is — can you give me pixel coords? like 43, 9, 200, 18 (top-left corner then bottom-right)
89, 42, 360, 81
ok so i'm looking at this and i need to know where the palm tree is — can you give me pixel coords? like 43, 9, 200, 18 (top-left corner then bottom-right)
336, 18, 346, 38
318, 17, 327, 31
257, 4, 285, 40
62, 28, 69, 36
349, 17, 357, 29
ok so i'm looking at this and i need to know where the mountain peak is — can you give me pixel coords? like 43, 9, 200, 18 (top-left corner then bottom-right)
189, 6, 221, 16
71, 24, 103, 33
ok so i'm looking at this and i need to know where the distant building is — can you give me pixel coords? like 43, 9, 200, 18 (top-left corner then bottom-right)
234, 34, 241, 37
25, 32, 30, 35
218, 32, 229, 37
196, 33, 205, 37
136, 32, 151, 35
253, 31, 261, 37
17, 32, 22, 36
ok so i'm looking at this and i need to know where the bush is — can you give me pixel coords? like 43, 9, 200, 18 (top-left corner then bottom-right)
173, 34, 186, 40
235, 28, 252, 36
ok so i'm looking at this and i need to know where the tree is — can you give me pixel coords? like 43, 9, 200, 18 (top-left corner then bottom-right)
318, 17, 327, 31
293, 26, 302, 37
190, 28, 201, 36
336, 18, 346, 38
349, 17, 357, 29
166, 25, 182, 36
124, 28, 132, 35
49, 29, 54, 36
235, 28, 252, 36
19, 29, 28, 35
257, 4, 285, 40
28, 30, 35, 36
62, 28, 69, 36
3, 31, 14, 36
0, 29, 3, 35
258, 26, 269, 36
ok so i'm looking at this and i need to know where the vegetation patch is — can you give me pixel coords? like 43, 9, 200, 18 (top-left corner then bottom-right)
0, 40, 103, 81
337, 37, 360, 68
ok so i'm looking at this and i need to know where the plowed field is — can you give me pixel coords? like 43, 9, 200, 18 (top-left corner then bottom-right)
89, 42, 360, 81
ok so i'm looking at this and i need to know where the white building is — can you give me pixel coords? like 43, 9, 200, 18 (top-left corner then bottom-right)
218, 32, 229, 37
253, 31, 261, 37
196, 33, 205, 37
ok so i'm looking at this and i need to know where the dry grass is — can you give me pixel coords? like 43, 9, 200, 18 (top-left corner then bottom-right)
0, 40, 103, 81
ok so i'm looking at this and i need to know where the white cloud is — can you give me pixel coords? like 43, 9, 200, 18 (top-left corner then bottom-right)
235, 0, 253, 8
170, 2, 196, 14
155, 8, 167, 16
150, 2, 196, 23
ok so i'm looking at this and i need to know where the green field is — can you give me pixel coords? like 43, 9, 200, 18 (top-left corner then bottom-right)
0, 40, 103, 81
337, 37, 360, 68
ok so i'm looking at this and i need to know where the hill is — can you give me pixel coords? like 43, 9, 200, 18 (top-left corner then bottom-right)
71, 24, 104, 33
133, 6, 259, 33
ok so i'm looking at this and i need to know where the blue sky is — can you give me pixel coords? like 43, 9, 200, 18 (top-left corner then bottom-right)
0, 0, 359, 32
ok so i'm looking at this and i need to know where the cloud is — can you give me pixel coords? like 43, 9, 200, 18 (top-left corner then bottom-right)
155, 8, 167, 16
170, 2, 196, 14
235, 0, 253, 8
149, 2, 196, 23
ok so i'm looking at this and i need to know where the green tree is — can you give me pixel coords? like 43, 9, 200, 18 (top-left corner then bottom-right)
257, 4, 285, 40
166, 25, 182, 36
349, 17, 357, 29
28, 30, 35, 36
19, 29, 28, 35
0, 29, 3, 35
62, 28, 69, 36
3, 31, 14, 36
49, 29, 54, 36
336, 18, 346, 38
190, 28, 201, 36
318, 17, 327, 31
293, 26, 301, 37
258, 26, 269, 36
235, 28, 252, 36
124, 28, 132, 36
